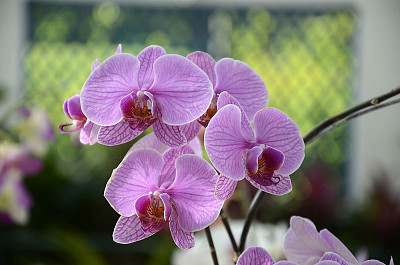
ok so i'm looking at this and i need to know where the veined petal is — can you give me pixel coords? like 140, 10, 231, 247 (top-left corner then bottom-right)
205, 104, 252, 181
187, 51, 217, 88
180, 121, 201, 143
81, 53, 140, 126
245, 172, 292, 195
215, 174, 238, 201
158, 145, 194, 189
168, 154, 223, 232
320, 229, 358, 265
104, 149, 164, 216
169, 207, 195, 249
217, 91, 255, 142
137, 45, 167, 90
150, 54, 213, 125
237, 247, 275, 265
214, 58, 268, 121
320, 252, 349, 265
254, 108, 304, 175
98, 121, 142, 146
284, 216, 331, 265
113, 215, 155, 244
153, 118, 186, 147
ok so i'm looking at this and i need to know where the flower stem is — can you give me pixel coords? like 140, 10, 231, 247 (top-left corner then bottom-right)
205, 226, 219, 265
238, 85, 400, 254
220, 208, 240, 257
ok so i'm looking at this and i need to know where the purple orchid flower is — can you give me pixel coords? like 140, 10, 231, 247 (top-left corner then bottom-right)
80, 45, 213, 147
282, 216, 393, 265
0, 143, 42, 225
59, 94, 100, 145
237, 247, 278, 265
204, 92, 304, 198
104, 148, 223, 249
187, 51, 268, 126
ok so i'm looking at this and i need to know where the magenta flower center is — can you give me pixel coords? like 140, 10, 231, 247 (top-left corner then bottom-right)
246, 147, 284, 186
135, 192, 169, 233
121, 93, 156, 131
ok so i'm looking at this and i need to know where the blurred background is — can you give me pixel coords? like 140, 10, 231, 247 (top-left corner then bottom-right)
0, 0, 399, 264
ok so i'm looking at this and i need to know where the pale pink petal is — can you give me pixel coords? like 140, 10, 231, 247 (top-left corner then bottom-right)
214, 58, 268, 121
104, 149, 163, 216
237, 247, 275, 265
254, 108, 304, 175
128, 132, 169, 154
215, 175, 238, 201
150, 54, 213, 125
153, 118, 186, 147
98, 121, 142, 146
187, 51, 217, 87
320, 252, 349, 265
217, 91, 255, 141
81, 53, 140, 126
168, 155, 223, 232
169, 207, 195, 249
320, 229, 358, 265
137, 45, 167, 90
284, 216, 331, 265
204, 104, 253, 180
113, 215, 155, 244
245, 172, 292, 195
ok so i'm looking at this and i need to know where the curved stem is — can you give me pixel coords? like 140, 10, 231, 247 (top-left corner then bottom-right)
205, 226, 219, 265
220, 208, 240, 257
238, 85, 400, 254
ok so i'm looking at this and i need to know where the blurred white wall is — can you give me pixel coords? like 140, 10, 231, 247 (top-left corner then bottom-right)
0, 0, 399, 205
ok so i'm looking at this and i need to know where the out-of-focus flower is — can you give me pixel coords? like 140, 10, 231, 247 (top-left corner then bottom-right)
0, 142, 42, 225
205, 92, 304, 198
104, 148, 223, 249
16, 106, 54, 156
80, 45, 213, 147
187, 51, 268, 127
171, 220, 287, 265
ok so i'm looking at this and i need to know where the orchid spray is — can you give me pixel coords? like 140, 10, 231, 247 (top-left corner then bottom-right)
60, 44, 399, 265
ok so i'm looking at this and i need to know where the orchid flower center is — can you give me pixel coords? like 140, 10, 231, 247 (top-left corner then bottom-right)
135, 191, 170, 233
198, 94, 218, 127
246, 147, 284, 186
121, 92, 156, 131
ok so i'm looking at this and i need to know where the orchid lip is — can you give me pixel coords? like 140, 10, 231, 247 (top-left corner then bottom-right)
120, 93, 157, 131
135, 191, 170, 233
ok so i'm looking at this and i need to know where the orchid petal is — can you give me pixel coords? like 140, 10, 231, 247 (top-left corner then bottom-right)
113, 215, 155, 244
187, 51, 217, 87
205, 104, 252, 180
320, 252, 349, 265
115, 44, 122, 54
170, 207, 195, 249
237, 247, 275, 265
158, 145, 194, 189
169, 154, 223, 232
188, 136, 203, 157
80, 121, 93, 144
320, 229, 359, 265
129, 132, 169, 154
64, 94, 85, 120
215, 175, 238, 201
81, 53, 140, 126
153, 118, 186, 147
245, 146, 263, 174
361, 261, 387, 265
284, 216, 331, 265
246, 172, 292, 195
137, 45, 167, 90
160, 193, 171, 221
214, 58, 268, 121
89, 123, 100, 145
150, 54, 213, 125
180, 120, 201, 143
217, 91, 255, 141
254, 108, 304, 175
104, 149, 163, 216
98, 121, 142, 146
